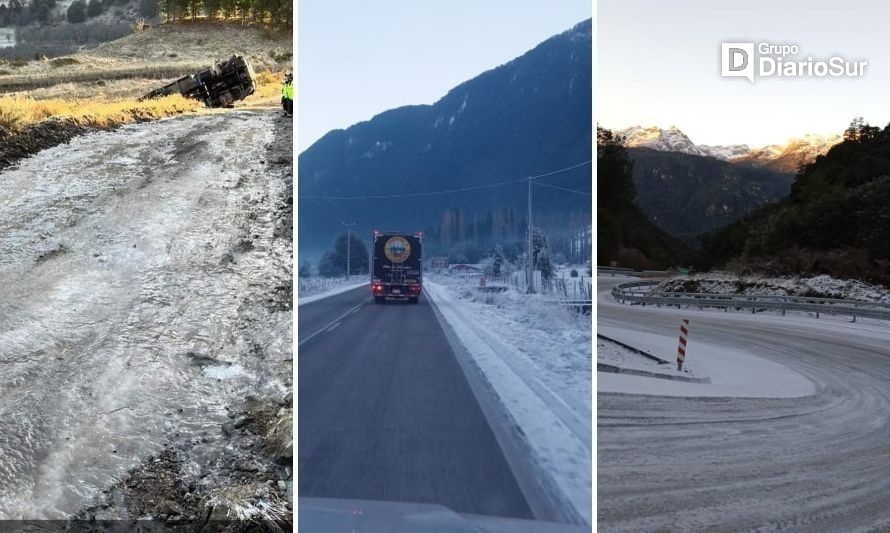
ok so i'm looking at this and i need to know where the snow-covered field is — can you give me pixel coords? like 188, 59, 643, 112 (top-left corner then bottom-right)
297, 275, 368, 306
659, 272, 890, 302
425, 275, 591, 524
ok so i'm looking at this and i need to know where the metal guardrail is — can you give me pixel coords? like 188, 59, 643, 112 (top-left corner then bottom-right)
611, 280, 890, 322
597, 267, 671, 278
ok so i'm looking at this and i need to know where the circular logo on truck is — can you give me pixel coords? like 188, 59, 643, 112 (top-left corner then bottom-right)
384, 236, 411, 263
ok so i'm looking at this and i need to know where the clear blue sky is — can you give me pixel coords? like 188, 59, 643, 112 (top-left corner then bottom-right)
298, 0, 591, 152
598, 0, 890, 147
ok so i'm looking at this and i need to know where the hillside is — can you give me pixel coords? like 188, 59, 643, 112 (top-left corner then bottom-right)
298, 19, 592, 259
598, 128, 689, 269
628, 147, 793, 244
0, 21, 291, 99
698, 120, 890, 285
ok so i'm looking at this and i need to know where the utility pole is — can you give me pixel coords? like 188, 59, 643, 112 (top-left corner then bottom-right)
527, 177, 534, 293
343, 221, 356, 277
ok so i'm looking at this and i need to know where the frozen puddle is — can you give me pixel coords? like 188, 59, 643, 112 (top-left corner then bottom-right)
598, 325, 815, 398
0, 111, 286, 518
203, 364, 253, 381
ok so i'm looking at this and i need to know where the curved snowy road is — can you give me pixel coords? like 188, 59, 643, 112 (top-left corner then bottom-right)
0, 112, 292, 518
597, 278, 890, 531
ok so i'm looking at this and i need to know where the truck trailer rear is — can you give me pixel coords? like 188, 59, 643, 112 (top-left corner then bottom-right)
371, 231, 423, 304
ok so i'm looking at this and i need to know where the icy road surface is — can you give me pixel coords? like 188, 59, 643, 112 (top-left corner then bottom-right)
0, 112, 292, 518
597, 277, 890, 531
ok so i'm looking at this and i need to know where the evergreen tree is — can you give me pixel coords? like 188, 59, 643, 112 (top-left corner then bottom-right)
534, 231, 554, 280
333, 232, 369, 275
66, 0, 86, 22
35, 1, 49, 22
87, 0, 102, 17
491, 244, 505, 276
139, 0, 159, 18
317, 251, 343, 278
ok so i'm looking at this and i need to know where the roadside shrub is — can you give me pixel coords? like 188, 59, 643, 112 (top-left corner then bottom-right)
270, 49, 291, 62
570, 269, 578, 277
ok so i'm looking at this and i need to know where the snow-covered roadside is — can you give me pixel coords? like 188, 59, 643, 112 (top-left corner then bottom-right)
659, 272, 890, 302
598, 325, 814, 398
424, 277, 591, 524
599, 278, 818, 398
297, 276, 368, 306
597, 338, 706, 380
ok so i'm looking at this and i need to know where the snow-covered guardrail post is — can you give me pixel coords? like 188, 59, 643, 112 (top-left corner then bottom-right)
677, 319, 690, 371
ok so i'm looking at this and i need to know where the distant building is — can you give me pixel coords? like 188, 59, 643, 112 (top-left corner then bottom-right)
449, 263, 483, 277
429, 256, 448, 269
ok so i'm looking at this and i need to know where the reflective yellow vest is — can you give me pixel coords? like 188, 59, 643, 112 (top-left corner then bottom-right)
282, 82, 294, 100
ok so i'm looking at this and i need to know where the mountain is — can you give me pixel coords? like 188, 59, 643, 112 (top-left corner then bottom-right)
731, 133, 843, 173
598, 128, 690, 269
299, 20, 592, 260
617, 125, 841, 172
698, 121, 890, 285
628, 147, 793, 245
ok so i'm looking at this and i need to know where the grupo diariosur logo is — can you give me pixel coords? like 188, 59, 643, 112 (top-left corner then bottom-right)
721, 42, 867, 82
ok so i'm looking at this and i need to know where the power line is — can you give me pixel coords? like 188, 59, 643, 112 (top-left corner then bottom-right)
535, 181, 591, 196
525, 159, 592, 181
298, 159, 591, 201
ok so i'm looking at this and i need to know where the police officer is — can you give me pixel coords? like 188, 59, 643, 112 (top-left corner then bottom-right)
282, 71, 294, 116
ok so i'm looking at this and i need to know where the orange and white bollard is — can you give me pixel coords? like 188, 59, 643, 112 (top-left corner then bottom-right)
677, 319, 690, 371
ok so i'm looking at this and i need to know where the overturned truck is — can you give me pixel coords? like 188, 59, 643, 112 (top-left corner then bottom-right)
140, 55, 256, 108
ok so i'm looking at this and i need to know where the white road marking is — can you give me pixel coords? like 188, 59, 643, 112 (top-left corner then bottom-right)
326, 322, 341, 332
298, 300, 367, 347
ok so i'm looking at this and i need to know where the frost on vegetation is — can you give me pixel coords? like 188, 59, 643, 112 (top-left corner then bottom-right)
207, 482, 290, 527
658, 272, 890, 303
262, 407, 293, 461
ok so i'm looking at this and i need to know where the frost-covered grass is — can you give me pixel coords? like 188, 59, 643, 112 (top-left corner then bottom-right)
207, 482, 290, 527
439, 273, 591, 398
659, 272, 890, 302
426, 274, 591, 523
297, 275, 368, 304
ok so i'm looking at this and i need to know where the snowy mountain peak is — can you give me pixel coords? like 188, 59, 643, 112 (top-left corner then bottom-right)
616, 125, 842, 170
617, 125, 707, 157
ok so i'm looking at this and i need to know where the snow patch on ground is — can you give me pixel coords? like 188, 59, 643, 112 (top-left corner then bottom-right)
425, 276, 591, 524
659, 273, 890, 302
202, 364, 252, 381
297, 276, 368, 306
597, 338, 705, 380
598, 325, 815, 398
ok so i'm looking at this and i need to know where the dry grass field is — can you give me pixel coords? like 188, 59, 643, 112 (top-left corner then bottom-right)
0, 21, 292, 99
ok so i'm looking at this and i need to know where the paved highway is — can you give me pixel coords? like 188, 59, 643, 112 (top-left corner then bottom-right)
298, 286, 534, 520
597, 277, 890, 531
